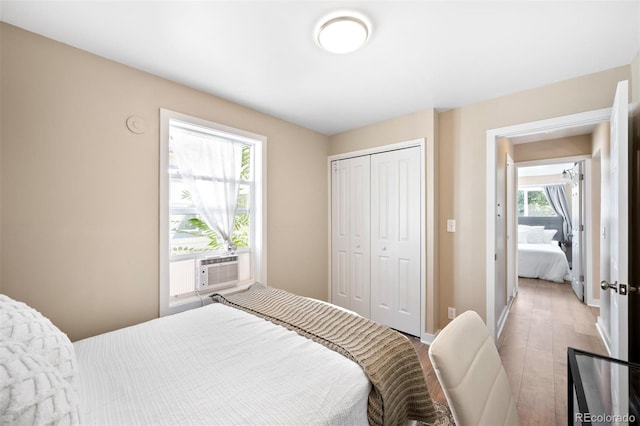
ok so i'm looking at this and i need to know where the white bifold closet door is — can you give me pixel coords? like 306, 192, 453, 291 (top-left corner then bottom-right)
370, 148, 421, 336
331, 146, 421, 336
331, 155, 371, 318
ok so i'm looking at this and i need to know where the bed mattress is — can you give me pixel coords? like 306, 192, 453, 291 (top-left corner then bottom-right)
518, 243, 571, 283
74, 303, 370, 425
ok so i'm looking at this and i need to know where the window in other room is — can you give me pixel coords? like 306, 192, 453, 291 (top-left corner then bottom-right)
517, 187, 556, 217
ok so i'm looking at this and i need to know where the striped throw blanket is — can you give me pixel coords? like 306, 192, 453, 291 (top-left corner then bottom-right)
212, 287, 436, 426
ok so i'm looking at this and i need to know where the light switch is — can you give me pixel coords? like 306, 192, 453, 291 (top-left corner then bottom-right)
447, 219, 456, 233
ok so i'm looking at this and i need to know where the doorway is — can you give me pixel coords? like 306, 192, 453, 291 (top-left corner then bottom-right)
515, 160, 583, 293
485, 107, 612, 339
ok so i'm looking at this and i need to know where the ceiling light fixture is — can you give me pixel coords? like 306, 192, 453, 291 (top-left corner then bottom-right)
315, 13, 370, 54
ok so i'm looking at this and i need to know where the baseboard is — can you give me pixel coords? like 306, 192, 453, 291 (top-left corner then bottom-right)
420, 332, 437, 345
496, 305, 510, 340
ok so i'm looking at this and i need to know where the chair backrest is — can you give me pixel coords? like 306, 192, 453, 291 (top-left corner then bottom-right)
428, 311, 519, 426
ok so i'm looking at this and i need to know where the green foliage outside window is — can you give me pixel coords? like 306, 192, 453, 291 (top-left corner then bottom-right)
517, 189, 556, 217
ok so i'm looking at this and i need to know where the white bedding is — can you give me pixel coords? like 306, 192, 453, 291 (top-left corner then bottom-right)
74, 303, 370, 425
518, 243, 571, 283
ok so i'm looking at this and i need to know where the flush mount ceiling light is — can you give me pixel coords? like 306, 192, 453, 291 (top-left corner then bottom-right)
315, 13, 370, 54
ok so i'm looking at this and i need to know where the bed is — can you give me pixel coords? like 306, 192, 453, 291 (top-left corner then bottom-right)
0, 288, 449, 426
518, 225, 571, 283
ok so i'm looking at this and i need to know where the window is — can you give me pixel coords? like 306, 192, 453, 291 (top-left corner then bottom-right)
160, 109, 266, 316
517, 187, 556, 217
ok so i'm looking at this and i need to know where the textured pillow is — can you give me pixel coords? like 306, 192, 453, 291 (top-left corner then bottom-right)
0, 338, 79, 425
542, 229, 558, 243
0, 295, 78, 392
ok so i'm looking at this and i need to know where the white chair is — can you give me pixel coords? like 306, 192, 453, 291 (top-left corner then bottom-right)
428, 311, 519, 426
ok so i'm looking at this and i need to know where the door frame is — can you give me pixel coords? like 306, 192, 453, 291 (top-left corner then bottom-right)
514, 156, 593, 305
328, 137, 436, 343
485, 107, 612, 340
506, 152, 516, 305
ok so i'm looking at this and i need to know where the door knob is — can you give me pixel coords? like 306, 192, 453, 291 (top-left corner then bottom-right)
601, 280, 639, 295
601, 280, 619, 293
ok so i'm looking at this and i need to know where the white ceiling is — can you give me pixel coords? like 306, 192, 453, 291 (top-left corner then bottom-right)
1, 1, 639, 135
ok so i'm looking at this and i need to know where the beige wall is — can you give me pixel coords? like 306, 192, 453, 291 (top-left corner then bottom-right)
329, 109, 439, 334
1, 23, 330, 341
513, 135, 592, 163
329, 110, 436, 155
438, 65, 630, 329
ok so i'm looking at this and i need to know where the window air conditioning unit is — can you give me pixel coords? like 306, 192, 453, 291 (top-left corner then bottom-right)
198, 255, 239, 291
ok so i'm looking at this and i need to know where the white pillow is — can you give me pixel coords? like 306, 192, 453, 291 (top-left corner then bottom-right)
0, 338, 79, 425
518, 224, 544, 232
0, 295, 78, 392
526, 228, 546, 244
542, 229, 558, 244
518, 230, 529, 242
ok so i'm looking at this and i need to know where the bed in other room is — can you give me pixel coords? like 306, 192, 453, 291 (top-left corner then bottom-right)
518, 224, 571, 283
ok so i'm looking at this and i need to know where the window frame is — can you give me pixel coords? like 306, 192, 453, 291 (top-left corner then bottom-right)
159, 109, 267, 316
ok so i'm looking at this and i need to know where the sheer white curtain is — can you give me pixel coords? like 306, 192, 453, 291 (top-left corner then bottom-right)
171, 126, 243, 253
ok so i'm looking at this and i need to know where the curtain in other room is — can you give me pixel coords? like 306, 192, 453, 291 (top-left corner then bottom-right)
544, 184, 572, 240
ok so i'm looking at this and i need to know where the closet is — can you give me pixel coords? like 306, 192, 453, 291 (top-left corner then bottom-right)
331, 146, 422, 336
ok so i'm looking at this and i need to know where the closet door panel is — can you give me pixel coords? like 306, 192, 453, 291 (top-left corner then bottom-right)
349, 156, 371, 317
371, 148, 421, 335
393, 148, 421, 336
371, 252, 394, 325
370, 153, 398, 328
331, 160, 351, 309
331, 157, 371, 317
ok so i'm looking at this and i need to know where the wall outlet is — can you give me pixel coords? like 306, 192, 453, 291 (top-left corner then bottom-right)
448, 307, 456, 319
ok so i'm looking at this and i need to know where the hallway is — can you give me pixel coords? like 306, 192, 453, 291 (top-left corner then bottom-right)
497, 278, 607, 426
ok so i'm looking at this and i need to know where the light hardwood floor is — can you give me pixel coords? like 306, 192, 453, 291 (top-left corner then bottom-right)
410, 277, 607, 424
497, 278, 607, 426
410, 336, 448, 405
